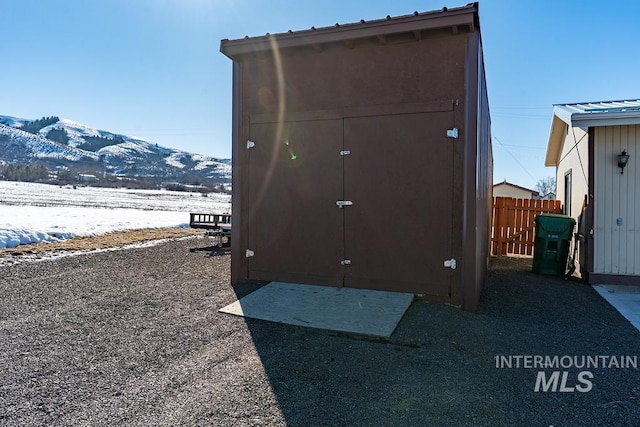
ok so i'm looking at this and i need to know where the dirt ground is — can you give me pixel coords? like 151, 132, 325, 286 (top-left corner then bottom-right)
0, 227, 202, 257
1, 236, 640, 426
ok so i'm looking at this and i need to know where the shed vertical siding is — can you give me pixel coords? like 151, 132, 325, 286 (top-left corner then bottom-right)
231, 61, 245, 285
594, 125, 640, 275
461, 32, 492, 312
477, 37, 492, 307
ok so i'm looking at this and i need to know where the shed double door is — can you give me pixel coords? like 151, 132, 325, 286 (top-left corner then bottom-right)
248, 112, 453, 296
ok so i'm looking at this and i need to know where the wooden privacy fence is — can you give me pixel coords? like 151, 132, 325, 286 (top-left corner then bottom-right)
491, 197, 563, 256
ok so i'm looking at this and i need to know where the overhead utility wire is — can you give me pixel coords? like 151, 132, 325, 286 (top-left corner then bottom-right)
493, 135, 537, 181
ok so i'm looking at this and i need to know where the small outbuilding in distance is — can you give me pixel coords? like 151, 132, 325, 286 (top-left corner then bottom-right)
493, 180, 540, 199
220, 2, 492, 311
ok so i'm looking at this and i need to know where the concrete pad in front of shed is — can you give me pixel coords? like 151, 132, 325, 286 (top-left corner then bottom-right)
219, 282, 414, 338
593, 284, 640, 333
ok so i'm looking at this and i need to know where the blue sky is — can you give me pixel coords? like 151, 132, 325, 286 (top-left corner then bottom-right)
2, 0, 639, 190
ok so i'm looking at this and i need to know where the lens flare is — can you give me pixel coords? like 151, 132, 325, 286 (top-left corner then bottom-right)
251, 36, 288, 215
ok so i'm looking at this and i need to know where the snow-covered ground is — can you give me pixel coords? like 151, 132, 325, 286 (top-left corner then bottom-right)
0, 181, 231, 249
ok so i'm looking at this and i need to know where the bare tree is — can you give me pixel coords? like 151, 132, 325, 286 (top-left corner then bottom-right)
535, 176, 555, 196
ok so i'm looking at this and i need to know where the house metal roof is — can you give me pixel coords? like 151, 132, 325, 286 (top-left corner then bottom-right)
220, 2, 479, 58
546, 99, 640, 166
553, 99, 640, 127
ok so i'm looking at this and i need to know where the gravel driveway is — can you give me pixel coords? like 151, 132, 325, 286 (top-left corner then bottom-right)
1, 237, 639, 426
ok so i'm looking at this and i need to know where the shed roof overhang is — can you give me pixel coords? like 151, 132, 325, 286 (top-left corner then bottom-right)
545, 100, 640, 167
220, 2, 479, 59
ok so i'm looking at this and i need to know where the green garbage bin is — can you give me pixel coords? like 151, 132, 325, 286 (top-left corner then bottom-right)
532, 213, 576, 276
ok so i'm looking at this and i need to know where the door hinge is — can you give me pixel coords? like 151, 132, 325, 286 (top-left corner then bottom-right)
340, 150, 351, 156
247, 140, 255, 149
246, 249, 255, 258
444, 258, 457, 269
446, 128, 459, 139
336, 200, 353, 208
341, 259, 352, 265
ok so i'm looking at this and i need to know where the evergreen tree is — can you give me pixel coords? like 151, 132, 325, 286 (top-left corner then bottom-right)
46, 128, 70, 145
81, 134, 122, 151
20, 116, 60, 134
1, 163, 49, 182
57, 168, 75, 184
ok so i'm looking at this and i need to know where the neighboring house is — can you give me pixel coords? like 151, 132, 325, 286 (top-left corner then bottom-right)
493, 180, 539, 199
220, 3, 492, 311
545, 99, 640, 284
77, 173, 98, 183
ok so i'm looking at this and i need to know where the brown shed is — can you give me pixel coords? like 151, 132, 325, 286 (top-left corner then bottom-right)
220, 2, 492, 311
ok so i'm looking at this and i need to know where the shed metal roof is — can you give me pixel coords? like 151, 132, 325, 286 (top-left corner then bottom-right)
546, 99, 640, 166
220, 2, 479, 58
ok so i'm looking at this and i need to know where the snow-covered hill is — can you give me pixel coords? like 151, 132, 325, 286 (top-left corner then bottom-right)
0, 124, 97, 162
0, 115, 231, 184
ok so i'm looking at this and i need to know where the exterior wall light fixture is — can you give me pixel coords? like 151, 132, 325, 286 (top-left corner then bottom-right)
618, 149, 630, 174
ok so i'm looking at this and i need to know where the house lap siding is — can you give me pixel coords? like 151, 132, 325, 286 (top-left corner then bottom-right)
555, 125, 589, 273
555, 126, 589, 217
594, 125, 640, 275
